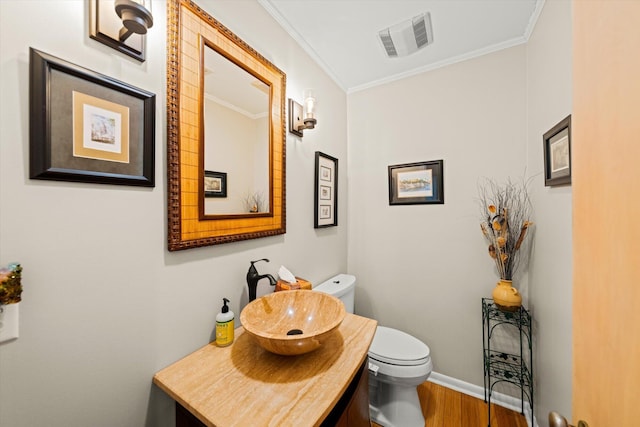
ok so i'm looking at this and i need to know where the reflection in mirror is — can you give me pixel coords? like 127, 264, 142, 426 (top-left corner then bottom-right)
203, 45, 270, 215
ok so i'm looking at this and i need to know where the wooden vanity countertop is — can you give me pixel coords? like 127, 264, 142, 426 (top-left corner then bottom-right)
153, 313, 377, 427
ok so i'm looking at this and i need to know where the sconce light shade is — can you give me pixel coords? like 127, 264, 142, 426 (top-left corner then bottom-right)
302, 89, 317, 130
115, 0, 154, 41
89, 0, 153, 62
289, 89, 318, 137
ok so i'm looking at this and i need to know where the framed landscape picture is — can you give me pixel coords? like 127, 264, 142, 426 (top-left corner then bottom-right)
388, 160, 444, 205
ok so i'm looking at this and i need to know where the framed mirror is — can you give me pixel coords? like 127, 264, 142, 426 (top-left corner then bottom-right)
167, 0, 286, 251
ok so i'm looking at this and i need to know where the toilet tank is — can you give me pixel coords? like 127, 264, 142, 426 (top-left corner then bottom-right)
313, 274, 355, 314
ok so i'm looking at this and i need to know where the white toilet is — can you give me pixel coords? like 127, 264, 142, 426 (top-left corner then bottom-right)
314, 274, 432, 427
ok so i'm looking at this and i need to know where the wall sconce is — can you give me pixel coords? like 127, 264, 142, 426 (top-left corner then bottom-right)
89, 0, 154, 62
288, 90, 317, 137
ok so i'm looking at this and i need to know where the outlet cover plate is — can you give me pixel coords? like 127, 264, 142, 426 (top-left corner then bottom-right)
0, 303, 19, 343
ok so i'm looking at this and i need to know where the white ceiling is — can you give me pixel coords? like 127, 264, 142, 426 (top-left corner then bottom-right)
259, 0, 544, 93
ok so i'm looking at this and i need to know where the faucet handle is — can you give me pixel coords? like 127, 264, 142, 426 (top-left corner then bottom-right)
248, 258, 270, 279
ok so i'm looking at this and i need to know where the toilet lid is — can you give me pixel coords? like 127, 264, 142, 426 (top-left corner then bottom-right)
368, 326, 431, 366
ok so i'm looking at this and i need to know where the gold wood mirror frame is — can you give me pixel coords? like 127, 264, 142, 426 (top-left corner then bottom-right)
167, 0, 286, 251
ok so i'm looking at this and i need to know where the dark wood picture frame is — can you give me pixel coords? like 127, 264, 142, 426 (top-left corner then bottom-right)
543, 115, 572, 187
204, 171, 227, 198
314, 152, 338, 228
29, 48, 155, 187
388, 160, 444, 205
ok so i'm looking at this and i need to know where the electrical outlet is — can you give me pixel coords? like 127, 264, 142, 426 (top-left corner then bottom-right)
0, 303, 19, 343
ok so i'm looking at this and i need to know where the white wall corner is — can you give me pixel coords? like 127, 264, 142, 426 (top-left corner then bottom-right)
523, 0, 547, 41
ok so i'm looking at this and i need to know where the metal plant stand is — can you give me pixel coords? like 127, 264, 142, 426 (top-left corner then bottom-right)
482, 298, 533, 427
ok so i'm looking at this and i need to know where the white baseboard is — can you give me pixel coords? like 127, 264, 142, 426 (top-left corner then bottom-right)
428, 371, 538, 427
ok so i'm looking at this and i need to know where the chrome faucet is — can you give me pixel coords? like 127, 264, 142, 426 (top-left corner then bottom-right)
246, 258, 277, 302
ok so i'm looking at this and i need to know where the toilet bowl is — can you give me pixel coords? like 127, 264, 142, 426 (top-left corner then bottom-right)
313, 274, 433, 427
368, 326, 432, 427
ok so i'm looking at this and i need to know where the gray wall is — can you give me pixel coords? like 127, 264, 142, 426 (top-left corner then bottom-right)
347, 45, 528, 387
526, 1, 573, 425
0, 1, 347, 426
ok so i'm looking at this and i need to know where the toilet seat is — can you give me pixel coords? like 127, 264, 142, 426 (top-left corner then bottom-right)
368, 326, 431, 366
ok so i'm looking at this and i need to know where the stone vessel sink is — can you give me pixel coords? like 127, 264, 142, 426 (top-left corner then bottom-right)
240, 290, 346, 356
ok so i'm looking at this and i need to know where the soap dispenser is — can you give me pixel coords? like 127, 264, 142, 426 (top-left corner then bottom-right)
216, 298, 234, 347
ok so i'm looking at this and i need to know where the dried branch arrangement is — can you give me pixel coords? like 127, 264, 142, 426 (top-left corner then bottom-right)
243, 191, 266, 213
478, 178, 533, 281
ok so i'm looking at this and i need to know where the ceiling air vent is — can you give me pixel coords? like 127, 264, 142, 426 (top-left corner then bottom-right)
378, 12, 433, 58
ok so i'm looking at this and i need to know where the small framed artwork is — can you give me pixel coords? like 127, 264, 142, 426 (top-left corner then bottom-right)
204, 171, 227, 197
543, 115, 572, 187
29, 48, 155, 187
314, 152, 338, 228
388, 160, 444, 205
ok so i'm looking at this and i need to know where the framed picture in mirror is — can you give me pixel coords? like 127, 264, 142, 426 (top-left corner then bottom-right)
204, 171, 227, 198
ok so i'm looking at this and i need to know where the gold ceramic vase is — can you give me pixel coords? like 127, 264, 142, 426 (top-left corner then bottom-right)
492, 279, 522, 312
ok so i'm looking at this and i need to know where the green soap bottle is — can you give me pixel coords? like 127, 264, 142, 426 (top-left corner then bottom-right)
216, 298, 234, 347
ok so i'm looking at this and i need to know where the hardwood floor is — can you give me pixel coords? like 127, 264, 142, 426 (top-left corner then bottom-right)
371, 381, 528, 427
